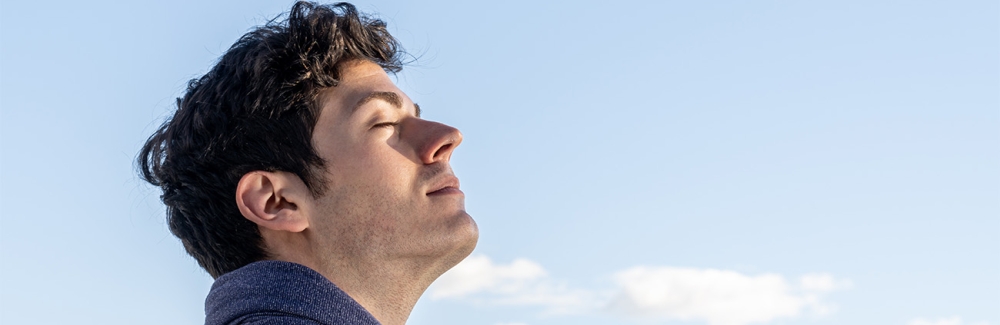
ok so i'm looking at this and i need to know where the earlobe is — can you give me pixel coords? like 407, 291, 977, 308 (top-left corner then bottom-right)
235, 171, 311, 233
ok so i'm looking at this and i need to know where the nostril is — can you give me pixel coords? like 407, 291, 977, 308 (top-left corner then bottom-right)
434, 143, 453, 159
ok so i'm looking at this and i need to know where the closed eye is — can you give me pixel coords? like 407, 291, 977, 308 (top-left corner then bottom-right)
372, 121, 399, 129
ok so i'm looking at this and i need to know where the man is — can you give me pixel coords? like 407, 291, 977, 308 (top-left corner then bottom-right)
137, 2, 478, 324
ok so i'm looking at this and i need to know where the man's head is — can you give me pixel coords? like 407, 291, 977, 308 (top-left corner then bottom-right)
139, 1, 477, 279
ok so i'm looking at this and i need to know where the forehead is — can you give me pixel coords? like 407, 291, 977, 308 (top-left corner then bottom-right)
317, 60, 406, 119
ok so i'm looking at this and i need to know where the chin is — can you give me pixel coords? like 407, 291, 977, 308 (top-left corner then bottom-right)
431, 210, 479, 275
453, 211, 479, 258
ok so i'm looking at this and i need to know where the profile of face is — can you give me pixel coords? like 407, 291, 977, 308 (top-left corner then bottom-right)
304, 60, 478, 272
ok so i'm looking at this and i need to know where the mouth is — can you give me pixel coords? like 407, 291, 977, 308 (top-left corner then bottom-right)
427, 175, 462, 196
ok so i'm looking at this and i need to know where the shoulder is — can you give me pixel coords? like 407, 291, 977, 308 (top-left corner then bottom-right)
205, 261, 381, 325
229, 313, 325, 325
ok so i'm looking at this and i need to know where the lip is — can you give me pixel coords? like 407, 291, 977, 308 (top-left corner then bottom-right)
427, 175, 462, 196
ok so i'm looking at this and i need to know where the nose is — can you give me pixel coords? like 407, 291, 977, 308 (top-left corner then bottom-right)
413, 119, 463, 165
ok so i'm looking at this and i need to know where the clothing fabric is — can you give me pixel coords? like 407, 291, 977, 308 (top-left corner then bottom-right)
205, 260, 381, 325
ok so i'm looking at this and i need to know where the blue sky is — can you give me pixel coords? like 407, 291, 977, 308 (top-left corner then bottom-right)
1, 1, 997, 325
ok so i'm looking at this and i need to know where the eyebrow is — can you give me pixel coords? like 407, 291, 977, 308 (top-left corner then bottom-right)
353, 91, 421, 117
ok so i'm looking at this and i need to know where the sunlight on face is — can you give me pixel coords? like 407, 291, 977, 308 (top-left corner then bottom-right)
307, 60, 478, 271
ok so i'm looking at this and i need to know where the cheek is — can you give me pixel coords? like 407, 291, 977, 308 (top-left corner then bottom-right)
321, 158, 418, 223
326, 144, 413, 190
316, 138, 422, 227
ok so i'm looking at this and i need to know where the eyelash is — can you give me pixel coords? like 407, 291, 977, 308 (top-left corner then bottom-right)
373, 121, 399, 129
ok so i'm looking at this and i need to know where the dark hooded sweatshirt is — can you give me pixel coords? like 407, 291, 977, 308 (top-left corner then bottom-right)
205, 260, 381, 325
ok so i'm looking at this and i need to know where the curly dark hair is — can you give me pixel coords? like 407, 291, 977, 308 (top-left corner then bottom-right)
138, 1, 406, 278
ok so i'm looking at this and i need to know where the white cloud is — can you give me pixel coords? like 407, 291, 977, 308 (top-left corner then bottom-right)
908, 316, 992, 325
799, 273, 853, 293
431, 255, 849, 324
606, 267, 848, 325
431, 255, 597, 313
432, 255, 546, 299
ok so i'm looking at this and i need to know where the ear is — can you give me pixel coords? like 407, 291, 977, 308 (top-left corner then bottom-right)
235, 171, 311, 233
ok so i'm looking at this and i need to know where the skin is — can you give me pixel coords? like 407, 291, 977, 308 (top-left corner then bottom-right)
234, 59, 479, 325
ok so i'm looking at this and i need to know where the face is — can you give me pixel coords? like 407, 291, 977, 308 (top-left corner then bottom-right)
306, 60, 477, 270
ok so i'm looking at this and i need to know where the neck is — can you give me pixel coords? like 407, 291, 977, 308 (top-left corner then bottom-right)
271, 249, 444, 325
260, 228, 476, 325
315, 257, 446, 325
328, 265, 430, 325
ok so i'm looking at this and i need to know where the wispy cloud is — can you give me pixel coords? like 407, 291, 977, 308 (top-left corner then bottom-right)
607, 267, 850, 325
908, 316, 992, 325
430, 255, 597, 314
431, 255, 851, 325
432, 255, 546, 299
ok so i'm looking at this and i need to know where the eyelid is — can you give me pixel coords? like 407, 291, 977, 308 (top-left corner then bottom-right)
372, 121, 399, 129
